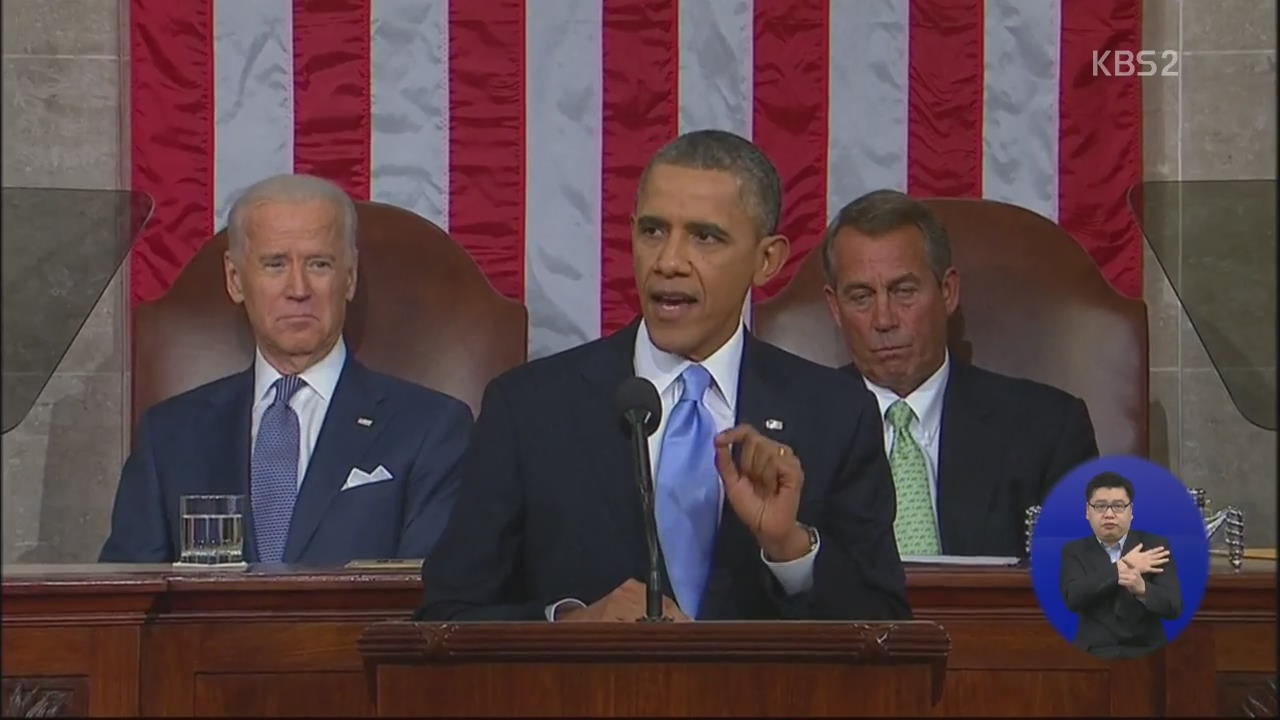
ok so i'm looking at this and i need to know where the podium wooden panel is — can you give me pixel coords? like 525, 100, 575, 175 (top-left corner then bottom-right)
358, 621, 950, 717
2, 559, 1273, 717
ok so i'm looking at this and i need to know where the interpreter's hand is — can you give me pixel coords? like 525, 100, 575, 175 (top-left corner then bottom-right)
558, 579, 691, 622
1120, 543, 1170, 575
715, 424, 809, 562
1117, 560, 1148, 597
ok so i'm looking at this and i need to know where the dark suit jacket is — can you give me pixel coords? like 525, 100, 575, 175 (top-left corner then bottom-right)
1059, 529, 1182, 659
417, 322, 909, 621
845, 361, 1098, 557
100, 356, 473, 565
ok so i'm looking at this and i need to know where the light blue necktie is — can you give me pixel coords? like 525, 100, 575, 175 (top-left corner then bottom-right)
655, 364, 720, 618
251, 375, 305, 562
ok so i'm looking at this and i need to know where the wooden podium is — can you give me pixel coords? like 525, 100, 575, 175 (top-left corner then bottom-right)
358, 620, 951, 717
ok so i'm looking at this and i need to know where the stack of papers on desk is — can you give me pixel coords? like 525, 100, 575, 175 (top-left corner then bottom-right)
901, 555, 1021, 566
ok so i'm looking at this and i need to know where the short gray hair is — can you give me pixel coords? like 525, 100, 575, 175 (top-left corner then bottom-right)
639, 129, 782, 237
226, 173, 358, 260
820, 189, 952, 286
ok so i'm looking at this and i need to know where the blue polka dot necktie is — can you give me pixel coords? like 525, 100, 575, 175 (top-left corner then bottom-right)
251, 375, 305, 562
655, 364, 720, 618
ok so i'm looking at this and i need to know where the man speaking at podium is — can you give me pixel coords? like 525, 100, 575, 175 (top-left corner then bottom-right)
419, 130, 908, 622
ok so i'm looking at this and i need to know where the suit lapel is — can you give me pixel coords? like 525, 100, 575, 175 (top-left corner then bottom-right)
202, 369, 257, 560
1121, 531, 1143, 558
935, 363, 1004, 555
702, 332, 790, 614
1085, 535, 1114, 569
576, 322, 651, 580
282, 359, 388, 562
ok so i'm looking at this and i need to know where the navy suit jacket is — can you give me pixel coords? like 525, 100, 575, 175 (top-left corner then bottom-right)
845, 361, 1098, 557
100, 356, 473, 565
418, 321, 910, 621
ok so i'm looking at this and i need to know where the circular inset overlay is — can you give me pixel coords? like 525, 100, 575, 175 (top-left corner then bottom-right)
1030, 455, 1209, 656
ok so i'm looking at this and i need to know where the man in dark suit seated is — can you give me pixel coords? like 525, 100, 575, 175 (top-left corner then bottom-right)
100, 173, 472, 565
418, 130, 908, 622
821, 189, 1098, 558
1060, 472, 1181, 659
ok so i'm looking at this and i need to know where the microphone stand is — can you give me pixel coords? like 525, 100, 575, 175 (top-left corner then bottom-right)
626, 411, 669, 622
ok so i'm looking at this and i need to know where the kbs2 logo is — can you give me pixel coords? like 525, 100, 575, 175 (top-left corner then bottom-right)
1092, 50, 1180, 77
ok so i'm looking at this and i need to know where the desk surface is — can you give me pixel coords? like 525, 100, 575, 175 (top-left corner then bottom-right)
2, 558, 1274, 718
4, 555, 1272, 590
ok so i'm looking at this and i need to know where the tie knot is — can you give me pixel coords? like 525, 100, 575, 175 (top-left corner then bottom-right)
273, 375, 305, 405
679, 364, 712, 403
886, 399, 916, 430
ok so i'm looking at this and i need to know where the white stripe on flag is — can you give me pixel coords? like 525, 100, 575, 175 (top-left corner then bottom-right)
982, 0, 1061, 220
678, 0, 754, 324
827, 0, 909, 215
678, 0, 753, 137
525, 0, 603, 359
213, 0, 294, 229
370, 0, 450, 229
824, 0, 906, 213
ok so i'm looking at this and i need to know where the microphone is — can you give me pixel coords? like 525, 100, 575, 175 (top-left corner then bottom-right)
614, 377, 667, 622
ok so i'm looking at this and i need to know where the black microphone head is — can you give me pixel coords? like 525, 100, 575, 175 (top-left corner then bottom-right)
615, 377, 662, 437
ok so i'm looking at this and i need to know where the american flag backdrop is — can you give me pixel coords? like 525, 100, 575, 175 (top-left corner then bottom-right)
129, 0, 1142, 360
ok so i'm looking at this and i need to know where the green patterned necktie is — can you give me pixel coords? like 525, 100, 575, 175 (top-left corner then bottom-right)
887, 400, 941, 555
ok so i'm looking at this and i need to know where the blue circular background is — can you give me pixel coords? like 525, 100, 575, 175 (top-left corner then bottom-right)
1030, 455, 1209, 648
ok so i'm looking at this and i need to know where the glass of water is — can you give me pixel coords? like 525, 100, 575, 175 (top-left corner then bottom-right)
179, 494, 245, 565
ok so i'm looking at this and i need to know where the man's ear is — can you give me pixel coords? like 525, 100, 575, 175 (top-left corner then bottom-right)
345, 252, 358, 302
940, 266, 960, 316
823, 284, 842, 328
753, 234, 790, 287
225, 251, 246, 304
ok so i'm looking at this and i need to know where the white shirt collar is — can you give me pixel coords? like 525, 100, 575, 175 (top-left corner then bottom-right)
634, 319, 743, 411
863, 349, 951, 436
1098, 533, 1129, 553
253, 336, 348, 404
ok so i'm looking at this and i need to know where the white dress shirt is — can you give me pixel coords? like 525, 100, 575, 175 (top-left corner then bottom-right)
1099, 534, 1129, 565
251, 337, 347, 489
861, 350, 951, 526
546, 321, 818, 620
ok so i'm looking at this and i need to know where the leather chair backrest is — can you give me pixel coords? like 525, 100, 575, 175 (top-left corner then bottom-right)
754, 197, 1148, 457
132, 201, 527, 436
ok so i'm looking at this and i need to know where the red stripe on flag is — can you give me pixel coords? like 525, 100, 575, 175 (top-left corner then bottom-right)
907, 0, 984, 198
293, 0, 372, 200
129, 0, 215, 305
601, 0, 678, 334
448, 0, 525, 303
1059, 0, 1142, 298
752, 0, 829, 300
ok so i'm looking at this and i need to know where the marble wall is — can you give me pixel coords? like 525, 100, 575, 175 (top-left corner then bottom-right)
1, 0, 1275, 561
2, 0, 128, 562
1142, 0, 1277, 544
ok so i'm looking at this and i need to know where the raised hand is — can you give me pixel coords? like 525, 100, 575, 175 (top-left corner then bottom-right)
714, 424, 809, 561
1120, 543, 1170, 575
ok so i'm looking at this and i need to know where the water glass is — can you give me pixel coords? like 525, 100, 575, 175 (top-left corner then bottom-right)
179, 494, 245, 565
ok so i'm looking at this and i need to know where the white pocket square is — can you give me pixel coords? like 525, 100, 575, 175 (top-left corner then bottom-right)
341, 465, 393, 491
